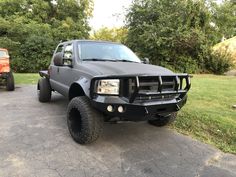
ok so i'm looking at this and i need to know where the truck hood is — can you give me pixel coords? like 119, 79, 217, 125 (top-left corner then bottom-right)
80, 61, 174, 76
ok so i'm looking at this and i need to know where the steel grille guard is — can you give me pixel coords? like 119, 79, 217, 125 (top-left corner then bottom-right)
90, 74, 191, 103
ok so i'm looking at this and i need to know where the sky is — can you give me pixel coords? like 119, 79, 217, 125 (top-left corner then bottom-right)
89, 0, 133, 30
89, 0, 223, 30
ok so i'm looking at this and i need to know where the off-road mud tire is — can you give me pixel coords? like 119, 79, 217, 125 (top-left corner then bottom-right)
67, 96, 103, 144
37, 78, 51, 102
6, 72, 15, 91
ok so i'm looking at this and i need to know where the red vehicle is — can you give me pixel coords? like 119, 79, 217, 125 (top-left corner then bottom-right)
0, 48, 14, 91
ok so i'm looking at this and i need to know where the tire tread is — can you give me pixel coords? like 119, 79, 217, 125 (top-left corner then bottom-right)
6, 72, 15, 91
67, 96, 103, 144
38, 78, 51, 102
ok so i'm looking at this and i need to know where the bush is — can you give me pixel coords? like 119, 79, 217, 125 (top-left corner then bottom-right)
174, 56, 200, 73
159, 56, 199, 73
205, 51, 234, 75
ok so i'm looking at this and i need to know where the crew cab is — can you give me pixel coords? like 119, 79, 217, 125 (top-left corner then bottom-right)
38, 40, 191, 144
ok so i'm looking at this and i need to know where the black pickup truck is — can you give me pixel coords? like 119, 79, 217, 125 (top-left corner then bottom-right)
38, 40, 191, 144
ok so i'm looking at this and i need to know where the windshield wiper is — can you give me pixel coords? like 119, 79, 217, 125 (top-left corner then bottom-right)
83, 58, 139, 63
83, 58, 117, 62
117, 59, 139, 63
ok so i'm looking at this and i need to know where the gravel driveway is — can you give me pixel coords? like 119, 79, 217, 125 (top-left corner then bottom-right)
0, 85, 236, 177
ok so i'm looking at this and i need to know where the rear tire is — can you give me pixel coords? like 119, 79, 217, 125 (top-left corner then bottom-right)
37, 78, 51, 102
6, 72, 15, 91
67, 96, 103, 144
148, 112, 177, 127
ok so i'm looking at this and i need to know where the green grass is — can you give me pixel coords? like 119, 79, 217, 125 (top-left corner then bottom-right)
14, 73, 40, 85
171, 75, 236, 154
14, 73, 236, 153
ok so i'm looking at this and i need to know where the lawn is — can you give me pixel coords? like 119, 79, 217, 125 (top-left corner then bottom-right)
14, 73, 236, 153
171, 75, 236, 154
14, 73, 39, 85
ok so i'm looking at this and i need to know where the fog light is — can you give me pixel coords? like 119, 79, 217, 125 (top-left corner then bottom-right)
107, 105, 114, 112
118, 106, 124, 113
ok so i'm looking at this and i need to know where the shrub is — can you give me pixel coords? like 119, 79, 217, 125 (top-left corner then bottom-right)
205, 51, 234, 75
159, 56, 200, 73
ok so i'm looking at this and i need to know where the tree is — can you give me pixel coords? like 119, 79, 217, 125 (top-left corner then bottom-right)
125, 0, 212, 73
0, 0, 92, 72
91, 27, 128, 43
210, 0, 236, 42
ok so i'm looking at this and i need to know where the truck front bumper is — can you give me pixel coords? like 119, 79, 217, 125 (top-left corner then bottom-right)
91, 95, 187, 121
0, 73, 9, 83
90, 74, 191, 121
0, 72, 8, 78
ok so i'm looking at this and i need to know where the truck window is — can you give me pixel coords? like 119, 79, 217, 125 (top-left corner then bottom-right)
64, 44, 73, 59
55, 45, 64, 54
0, 50, 8, 58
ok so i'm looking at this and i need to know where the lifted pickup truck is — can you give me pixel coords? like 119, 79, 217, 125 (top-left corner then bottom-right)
38, 40, 191, 144
0, 48, 15, 91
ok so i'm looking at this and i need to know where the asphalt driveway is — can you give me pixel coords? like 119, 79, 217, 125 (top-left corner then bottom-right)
0, 85, 236, 177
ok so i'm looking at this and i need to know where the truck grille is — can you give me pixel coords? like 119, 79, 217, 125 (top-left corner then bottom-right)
127, 76, 177, 102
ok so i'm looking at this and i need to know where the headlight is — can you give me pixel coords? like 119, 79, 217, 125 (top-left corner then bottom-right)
97, 79, 120, 95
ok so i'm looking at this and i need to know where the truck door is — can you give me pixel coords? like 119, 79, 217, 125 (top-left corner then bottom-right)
50, 44, 65, 94
50, 42, 78, 97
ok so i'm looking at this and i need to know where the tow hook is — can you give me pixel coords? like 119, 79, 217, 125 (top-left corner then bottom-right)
176, 105, 180, 111
145, 107, 149, 114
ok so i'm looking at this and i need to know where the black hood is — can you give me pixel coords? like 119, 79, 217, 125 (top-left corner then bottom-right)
79, 61, 174, 76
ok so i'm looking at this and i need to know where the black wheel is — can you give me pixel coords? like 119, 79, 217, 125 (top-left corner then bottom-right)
148, 112, 177, 127
37, 78, 51, 102
6, 72, 15, 91
67, 96, 104, 144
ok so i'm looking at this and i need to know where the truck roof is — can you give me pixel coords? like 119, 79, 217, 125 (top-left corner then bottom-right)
0, 48, 8, 51
60, 40, 122, 45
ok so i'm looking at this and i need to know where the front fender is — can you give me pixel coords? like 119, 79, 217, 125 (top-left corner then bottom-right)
77, 77, 91, 96
70, 77, 91, 99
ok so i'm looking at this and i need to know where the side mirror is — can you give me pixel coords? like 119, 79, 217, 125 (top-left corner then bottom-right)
63, 58, 73, 67
63, 52, 73, 67
53, 52, 63, 66
142, 58, 150, 64
53, 52, 73, 67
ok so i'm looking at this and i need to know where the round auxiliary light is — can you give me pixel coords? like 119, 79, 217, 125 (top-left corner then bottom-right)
118, 106, 124, 113
107, 105, 114, 112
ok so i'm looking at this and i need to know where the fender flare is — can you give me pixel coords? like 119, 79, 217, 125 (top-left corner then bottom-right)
68, 77, 91, 100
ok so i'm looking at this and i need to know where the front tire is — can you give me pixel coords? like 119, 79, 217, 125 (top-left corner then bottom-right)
148, 112, 177, 127
67, 96, 103, 144
37, 78, 51, 102
6, 72, 15, 91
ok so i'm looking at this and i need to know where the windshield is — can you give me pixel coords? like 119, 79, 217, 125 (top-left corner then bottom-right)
0, 50, 8, 58
78, 42, 141, 63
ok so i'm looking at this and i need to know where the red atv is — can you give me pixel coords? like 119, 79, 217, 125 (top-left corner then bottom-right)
0, 48, 15, 91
